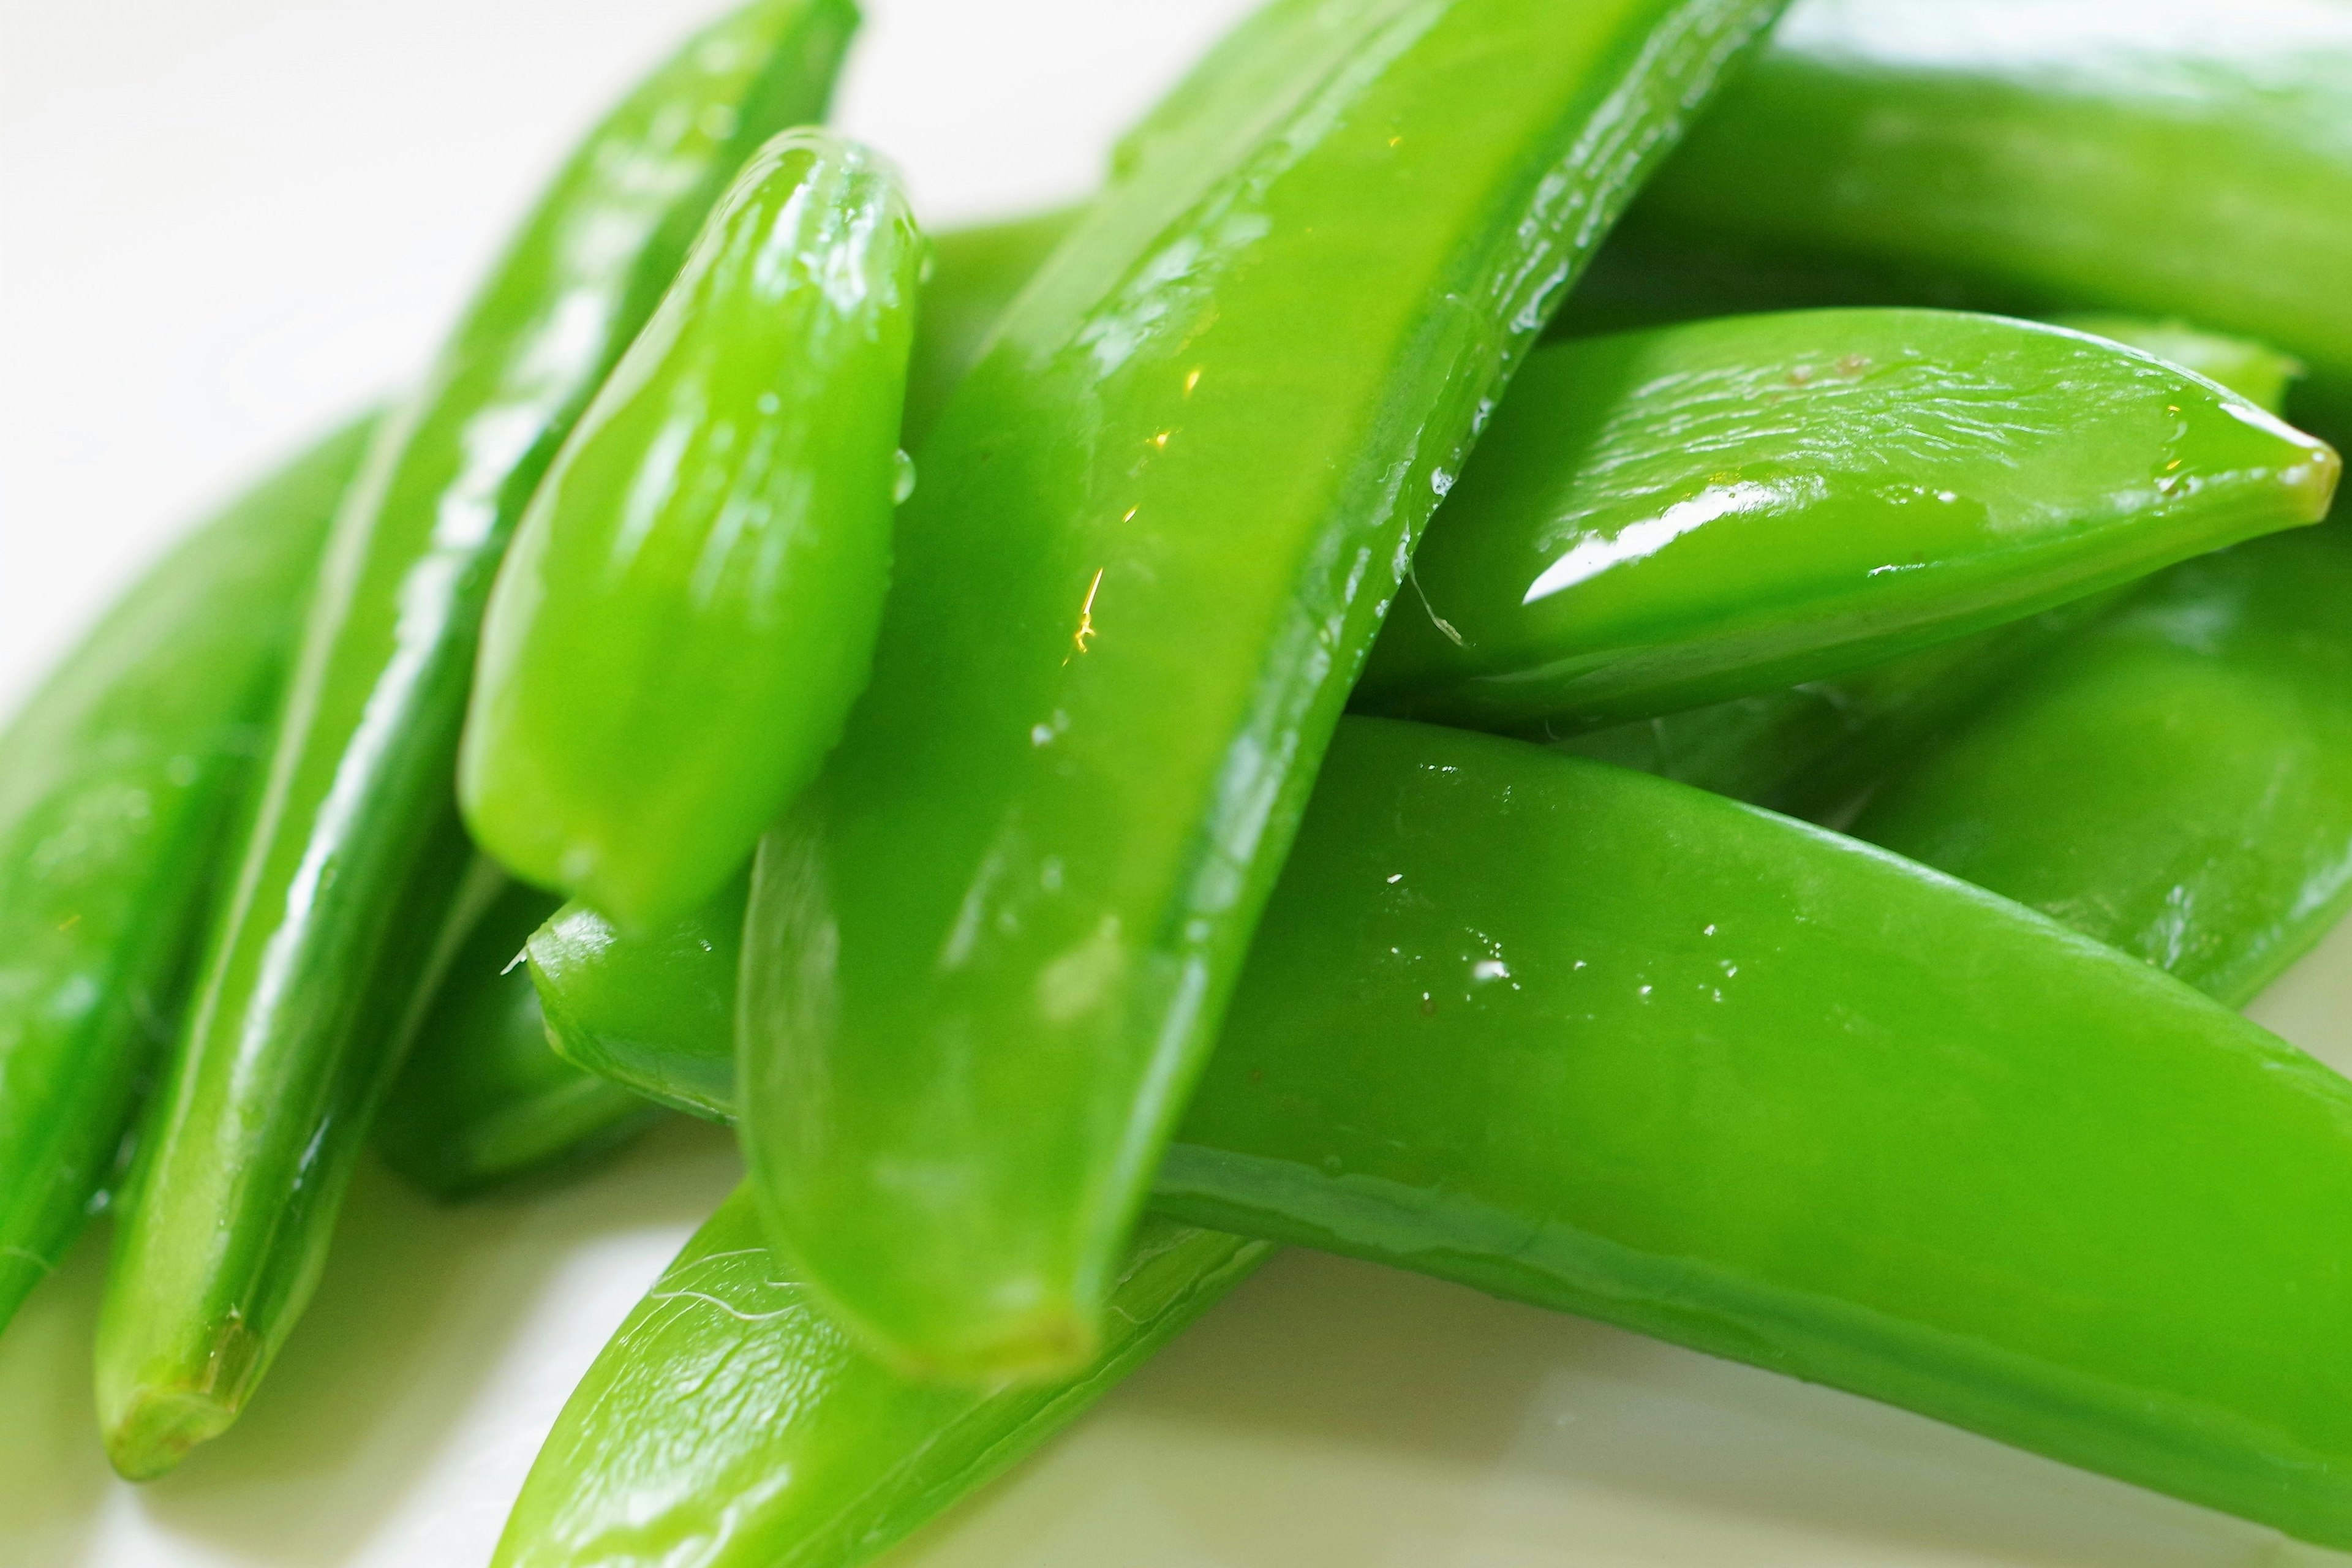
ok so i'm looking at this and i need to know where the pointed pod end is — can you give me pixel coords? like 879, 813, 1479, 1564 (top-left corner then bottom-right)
890, 1303, 1103, 1388
102, 1384, 240, 1481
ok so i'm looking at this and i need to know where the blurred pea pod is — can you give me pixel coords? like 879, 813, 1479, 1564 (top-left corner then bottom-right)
741, 0, 1793, 1381
0, 419, 366, 1338
1352, 309, 2335, 733
95, 0, 859, 1480
1618, 0, 2352, 434
503, 721, 2352, 1559
462, 130, 924, 931
375, 876, 660, 1199
1558, 315, 2312, 819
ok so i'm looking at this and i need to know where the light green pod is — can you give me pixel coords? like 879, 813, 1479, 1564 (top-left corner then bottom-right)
463, 129, 924, 931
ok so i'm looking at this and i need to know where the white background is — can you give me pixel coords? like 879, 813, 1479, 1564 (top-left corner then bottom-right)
2, 2, 2350, 1566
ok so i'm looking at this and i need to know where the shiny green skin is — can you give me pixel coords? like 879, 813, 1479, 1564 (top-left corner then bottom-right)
524, 718, 2352, 1545
94, 0, 859, 1480
1627, 0, 2352, 416
377, 878, 660, 1199
900, 208, 1079, 451
1557, 315, 2310, 820
0, 420, 364, 1337
1855, 519, 2352, 1009
463, 130, 922, 931
1153, 720, 2352, 1546
496, 1191, 1264, 1568
1355, 308, 2337, 733
741, 0, 1790, 1382
532, 874, 744, 1123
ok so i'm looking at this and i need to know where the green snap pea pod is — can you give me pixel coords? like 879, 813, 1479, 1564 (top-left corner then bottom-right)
94, 0, 859, 1480
1351, 308, 2335, 733
899, 207, 1079, 451
1853, 519, 2352, 1009
375, 877, 660, 1199
509, 718, 2352, 1553
462, 130, 924, 930
0, 419, 367, 1337
496, 1193, 1265, 1568
741, 0, 1803, 1381
1622, 0, 2352, 421
533, 874, 744, 1123
1556, 315, 2310, 818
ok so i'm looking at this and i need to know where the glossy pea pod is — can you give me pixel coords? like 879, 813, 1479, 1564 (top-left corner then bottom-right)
375, 876, 660, 1199
1557, 317, 2314, 818
1616, 0, 2352, 437
462, 130, 924, 930
1351, 309, 2335, 733
93, 0, 859, 1480
503, 720, 2352, 1559
496, 1196, 1265, 1568
0, 419, 368, 1337
740, 0, 1792, 1380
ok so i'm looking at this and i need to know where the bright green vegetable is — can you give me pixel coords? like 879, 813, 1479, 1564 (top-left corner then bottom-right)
1352, 308, 2335, 733
376, 876, 660, 1199
1556, 314, 2312, 816
1623, 0, 2352, 428
495, 1193, 1264, 1568
0, 419, 366, 1337
899, 207, 1079, 450
94, 0, 859, 1480
533, 873, 744, 1123
512, 718, 2352, 1554
462, 129, 924, 930
1855, 518, 2352, 1008
739, 0, 1792, 1382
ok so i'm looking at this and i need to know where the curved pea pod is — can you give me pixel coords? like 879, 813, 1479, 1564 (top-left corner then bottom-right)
1557, 314, 2312, 818
1853, 521, 2352, 1009
741, 0, 1793, 1382
0, 419, 366, 1337
376, 878, 661, 1199
94, 0, 860, 1481
1624, 0, 2352, 415
495, 1193, 1263, 1568
900, 206, 1079, 451
1354, 308, 2338, 734
1155, 718, 2352, 1548
514, 718, 2352, 1550
462, 130, 924, 931
530, 876, 742, 1123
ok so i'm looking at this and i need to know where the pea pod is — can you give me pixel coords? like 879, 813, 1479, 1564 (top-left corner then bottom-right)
375, 876, 660, 1199
1854, 520, 2352, 1008
508, 719, 2352, 1555
0, 419, 366, 1337
740, 0, 1811, 1380
1558, 315, 2310, 817
1621, 0, 2352, 426
1352, 308, 2335, 733
94, 0, 859, 1480
462, 130, 924, 930
496, 1196, 1264, 1568
899, 207, 1079, 450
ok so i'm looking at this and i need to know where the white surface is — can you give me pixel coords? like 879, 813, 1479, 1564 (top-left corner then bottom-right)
4, 2, 2351, 1565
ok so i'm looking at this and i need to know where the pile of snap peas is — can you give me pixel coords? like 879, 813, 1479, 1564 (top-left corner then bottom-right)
7, 0, 2352, 1558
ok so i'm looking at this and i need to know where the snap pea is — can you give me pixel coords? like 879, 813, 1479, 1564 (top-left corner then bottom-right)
1854, 519, 2352, 1009
1351, 308, 2335, 733
375, 876, 661, 1199
508, 718, 2352, 1555
899, 207, 1079, 451
739, 0, 1833, 1381
1622, 0, 2352, 428
462, 130, 924, 930
0, 418, 366, 1338
1558, 315, 2311, 817
94, 0, 859, 1480
495, 1194, 1265, 1568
